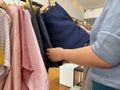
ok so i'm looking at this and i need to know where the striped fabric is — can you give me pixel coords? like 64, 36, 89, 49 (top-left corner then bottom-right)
0, 8, 11, 77
0, 8, 11, 82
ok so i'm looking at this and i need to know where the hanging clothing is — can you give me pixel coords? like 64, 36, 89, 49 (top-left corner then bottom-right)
28, 0, 49, 70
16, 6, 34, 90
36, 8, 63, 68
29, 0, 63, 70
0, 8, 11, 78
42, 2, 90, 49
0, 8, 11, 90
23, 10, 49, 90
4, 6, 22, 90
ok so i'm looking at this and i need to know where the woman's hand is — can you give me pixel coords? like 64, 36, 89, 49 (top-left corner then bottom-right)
46, 47, 64, 62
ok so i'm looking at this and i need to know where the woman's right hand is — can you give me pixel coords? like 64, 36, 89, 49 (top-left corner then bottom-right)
46, 47, 64, 62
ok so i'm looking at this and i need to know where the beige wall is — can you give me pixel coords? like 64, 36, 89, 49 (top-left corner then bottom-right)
84, 8, 103, 19
57, 0, 84, 20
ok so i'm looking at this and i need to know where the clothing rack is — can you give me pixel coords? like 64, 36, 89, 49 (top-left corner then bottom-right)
20, 0, 43, 7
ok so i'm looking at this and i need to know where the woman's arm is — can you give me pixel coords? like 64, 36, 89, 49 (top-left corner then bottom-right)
47, 46, 112, 68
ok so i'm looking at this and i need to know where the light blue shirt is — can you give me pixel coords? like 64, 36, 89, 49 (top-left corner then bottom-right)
90, 0, 120, 89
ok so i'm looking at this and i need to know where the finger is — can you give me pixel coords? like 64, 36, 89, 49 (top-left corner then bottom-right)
47, 56, 50, 59
46, 48, 52, 52
46, 52, 50, 56
46, 49, 50, 52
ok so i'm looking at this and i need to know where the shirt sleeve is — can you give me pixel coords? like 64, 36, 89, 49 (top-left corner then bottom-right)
92, 31, 120, 65
91, 4, 120, 66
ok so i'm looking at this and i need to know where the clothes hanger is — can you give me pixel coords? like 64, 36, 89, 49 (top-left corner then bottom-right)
0, 0, 7, 10
40, 0, 56, 14
49, 0, 55, 6
21, 0, 42, 9
26, 0, 30, 8
32, 1, 43, 8
27, 0, 38, 14
40, 4, 49, 14
20, 0, 30, 9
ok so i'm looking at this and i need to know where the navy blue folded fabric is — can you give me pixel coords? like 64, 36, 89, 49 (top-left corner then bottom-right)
43, 3, 90, 49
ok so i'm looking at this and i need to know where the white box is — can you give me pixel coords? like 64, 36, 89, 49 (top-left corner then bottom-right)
59, 63, 79, 87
